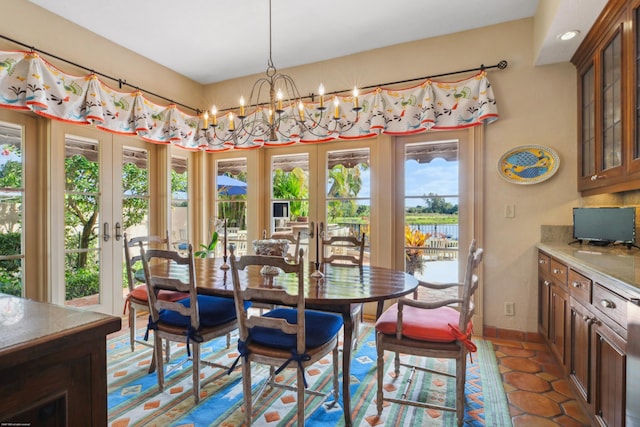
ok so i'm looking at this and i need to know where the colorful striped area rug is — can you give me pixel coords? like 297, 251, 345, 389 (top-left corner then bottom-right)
107, 326, 512, 426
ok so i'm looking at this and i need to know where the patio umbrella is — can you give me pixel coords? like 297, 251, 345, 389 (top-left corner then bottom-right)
217, 175, 247, 196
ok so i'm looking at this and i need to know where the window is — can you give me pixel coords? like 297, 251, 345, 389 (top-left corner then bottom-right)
0, 121, 24, 297
171, 155, 188, 249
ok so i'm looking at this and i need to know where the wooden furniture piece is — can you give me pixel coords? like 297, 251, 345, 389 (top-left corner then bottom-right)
537, 243, 640, 426
147, 256, 418, 427
320, 231, 366, 348
573, 0, 640, 195
0, 294, 120, 426
124, 231, 184, 356
229, 247, 342, 426
269, 230, 302, 261
139, 244, 239, 403
374, 240, 483, 426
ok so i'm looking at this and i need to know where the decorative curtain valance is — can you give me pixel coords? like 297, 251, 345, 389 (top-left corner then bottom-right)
0, 50, 499, 151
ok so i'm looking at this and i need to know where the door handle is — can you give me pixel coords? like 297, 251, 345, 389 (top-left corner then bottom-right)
115, 222, 122, 241
103, 222, 110, 242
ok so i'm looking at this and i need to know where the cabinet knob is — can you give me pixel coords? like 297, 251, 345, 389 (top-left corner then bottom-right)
600, 299, 615, 309
544, 280, 550, 287
539, 259, 547, 265
572, 281, 581, 288
553, 268, 563, 274
590, 174, 607, 181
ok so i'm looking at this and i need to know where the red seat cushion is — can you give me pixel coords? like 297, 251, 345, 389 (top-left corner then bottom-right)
127, 285, 186, 303
375, 303, 470, 343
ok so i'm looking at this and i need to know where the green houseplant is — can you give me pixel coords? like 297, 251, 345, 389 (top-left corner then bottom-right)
195, 231, 219, 258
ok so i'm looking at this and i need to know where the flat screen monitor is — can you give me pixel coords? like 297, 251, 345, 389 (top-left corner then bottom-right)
572, 207, 636, 245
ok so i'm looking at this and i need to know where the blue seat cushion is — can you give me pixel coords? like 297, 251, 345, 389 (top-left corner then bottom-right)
249, 308, 344, 349
159, 295, 248, 328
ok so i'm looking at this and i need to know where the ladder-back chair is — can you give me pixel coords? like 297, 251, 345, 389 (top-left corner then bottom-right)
374, 239, 483, 426
228, 246, 343, 426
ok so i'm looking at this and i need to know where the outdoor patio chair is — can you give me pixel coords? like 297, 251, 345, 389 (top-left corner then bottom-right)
228, 246, 343, 426
374, 239, 483, 426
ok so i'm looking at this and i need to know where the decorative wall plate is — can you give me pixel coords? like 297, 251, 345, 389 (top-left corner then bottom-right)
497, 145, 560, 184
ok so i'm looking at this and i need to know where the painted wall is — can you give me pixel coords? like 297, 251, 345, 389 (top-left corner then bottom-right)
1, 0, 204, 112
1, 2, 581, 332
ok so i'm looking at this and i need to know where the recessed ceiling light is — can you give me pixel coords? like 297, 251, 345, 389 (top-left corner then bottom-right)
558, 30, 580, 41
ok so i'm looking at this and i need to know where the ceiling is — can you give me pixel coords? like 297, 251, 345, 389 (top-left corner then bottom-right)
28, 0, 606, 86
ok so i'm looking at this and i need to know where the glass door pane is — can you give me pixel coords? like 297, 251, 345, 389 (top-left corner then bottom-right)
170, 154, 187, 251
216, 158, 247, 256
325, 148, 370, 265
271, 153, 309, 258
64, 136, 102, 306
0, 122, 24, 297
404, 140, 459, 301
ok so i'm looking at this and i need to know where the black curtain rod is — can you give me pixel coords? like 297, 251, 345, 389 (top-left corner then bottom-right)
217, 60, 508, 112
1, 34, 507, 116
0, 34, 201, 114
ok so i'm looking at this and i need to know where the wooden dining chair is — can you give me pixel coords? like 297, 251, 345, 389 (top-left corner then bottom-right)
268, 230, 302, 262
123, 231, 185, 358
374, 239, 483, 426
139, 244, 241, 403
228, 246, 343, 426
320, 231, 366, 348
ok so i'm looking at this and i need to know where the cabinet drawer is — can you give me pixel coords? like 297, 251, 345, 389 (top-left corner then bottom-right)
593, 283, 627, 328
550, 259, 568, 285
568, 270, 591, 302
538, 252, 551, 275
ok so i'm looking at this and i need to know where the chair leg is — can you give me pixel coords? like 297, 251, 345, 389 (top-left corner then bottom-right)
456, 354, 467, 426
164, 339, 171, 363
376, 332, 385, 415
129, 307, 136, 352
332, 346, 340, 403
297, 365, 305, 426
394, 351, 400, 375
193, 343, 201, 403
155, 334, 165, 392
242, 359, 252, 426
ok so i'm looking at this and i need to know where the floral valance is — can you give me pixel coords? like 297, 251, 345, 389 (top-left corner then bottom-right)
0, 50, 499, 152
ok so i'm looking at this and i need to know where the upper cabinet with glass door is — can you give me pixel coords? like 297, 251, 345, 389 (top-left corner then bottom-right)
573, 0, 640, 194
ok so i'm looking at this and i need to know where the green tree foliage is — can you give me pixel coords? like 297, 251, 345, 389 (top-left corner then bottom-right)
405, 193, 459, 215
327, 163, 368, 221
122, 162, 148, 229
272, 167, 308, 218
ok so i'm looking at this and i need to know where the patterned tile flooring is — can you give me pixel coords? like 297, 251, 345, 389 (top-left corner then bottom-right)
109, 316, 593, 426
485, 337, 592, 427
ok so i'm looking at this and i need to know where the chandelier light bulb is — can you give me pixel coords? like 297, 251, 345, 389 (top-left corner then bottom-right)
211, 106, 217, 126
298, 101, 305, 120
319, 83, 325, 109
276, 89, 283, 111
353, 87, 359, 109
239, 96, 245, 117
333, 97, 340, 119
203, 111, 209, 128
228, 112, 235, 131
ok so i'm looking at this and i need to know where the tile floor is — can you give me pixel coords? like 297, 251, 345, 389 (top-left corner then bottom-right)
485, 337, 592, 427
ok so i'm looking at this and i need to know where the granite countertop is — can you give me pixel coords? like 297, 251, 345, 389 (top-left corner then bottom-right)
537, 242, 640, 299
0, 294, 121, 354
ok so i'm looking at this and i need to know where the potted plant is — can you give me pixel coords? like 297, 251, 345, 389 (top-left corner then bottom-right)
195, 231, 219, 258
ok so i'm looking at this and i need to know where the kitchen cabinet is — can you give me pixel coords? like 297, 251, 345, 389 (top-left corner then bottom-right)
0, 294, 121, 426
573, 0, 640, 195
537, 247, 635, 426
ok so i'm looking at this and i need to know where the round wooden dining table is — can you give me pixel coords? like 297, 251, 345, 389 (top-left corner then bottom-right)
149, 257, 419, 426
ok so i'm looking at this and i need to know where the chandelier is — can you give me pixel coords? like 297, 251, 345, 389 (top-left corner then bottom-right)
201, 0, 361, 149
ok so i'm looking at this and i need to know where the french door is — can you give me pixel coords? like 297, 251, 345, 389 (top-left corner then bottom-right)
50, 123, 152, 315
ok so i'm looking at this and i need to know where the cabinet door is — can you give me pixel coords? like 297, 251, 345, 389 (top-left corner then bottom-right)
550, 284, 569, 366
569, 298, 592, 403
593, 320, 626, 427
